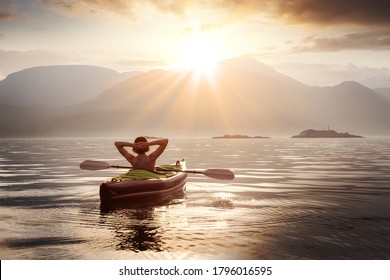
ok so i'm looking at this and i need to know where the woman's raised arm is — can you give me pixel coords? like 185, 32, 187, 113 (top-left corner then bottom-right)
148, 138, 169, 162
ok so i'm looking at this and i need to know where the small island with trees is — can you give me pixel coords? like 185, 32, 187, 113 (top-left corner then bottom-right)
291, 129, 363, 138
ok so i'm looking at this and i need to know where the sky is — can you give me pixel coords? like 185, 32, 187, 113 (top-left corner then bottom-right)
1, 0, 390, 88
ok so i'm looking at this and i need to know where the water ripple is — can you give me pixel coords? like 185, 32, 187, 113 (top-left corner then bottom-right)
0, 138, 390, 259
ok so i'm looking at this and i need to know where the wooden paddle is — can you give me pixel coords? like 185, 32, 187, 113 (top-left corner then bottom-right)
80, 160, 235, 180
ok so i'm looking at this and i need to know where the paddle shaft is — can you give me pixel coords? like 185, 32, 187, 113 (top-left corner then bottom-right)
108, 165, 204, 174
110, 164, 132, 169
106, 163, 204, 174
80, 160, 234, 180
109, 165, 190, 172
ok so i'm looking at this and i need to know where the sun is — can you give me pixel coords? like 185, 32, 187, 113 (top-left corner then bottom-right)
178, 29, 222, 76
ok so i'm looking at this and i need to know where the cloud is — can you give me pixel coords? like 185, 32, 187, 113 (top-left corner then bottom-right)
41, 0, 140, 19
145, 0, 390, 27
41, 0, 257, 18
39, 0, 390, 28
0, 0, 20, 21
268, 0, 390, 26
0, 11, 17, 21
294, 28, 390, 52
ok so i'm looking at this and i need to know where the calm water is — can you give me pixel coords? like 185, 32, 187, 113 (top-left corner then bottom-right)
0, 138, 389, 260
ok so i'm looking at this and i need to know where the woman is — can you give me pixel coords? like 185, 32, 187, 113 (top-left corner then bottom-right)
114, 136, 168, 171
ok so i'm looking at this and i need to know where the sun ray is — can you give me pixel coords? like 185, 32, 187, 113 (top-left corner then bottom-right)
177, 24, 222, 77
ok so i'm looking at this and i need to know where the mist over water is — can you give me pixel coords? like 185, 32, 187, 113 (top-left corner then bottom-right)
0, 138, 389, 259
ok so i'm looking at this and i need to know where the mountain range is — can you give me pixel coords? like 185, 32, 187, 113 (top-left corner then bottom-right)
1, 58, 390, 138
0, 65, 139, 107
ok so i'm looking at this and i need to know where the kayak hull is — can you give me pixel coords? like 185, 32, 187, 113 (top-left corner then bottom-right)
100, 172, 187, 204
99, 161, 187, 205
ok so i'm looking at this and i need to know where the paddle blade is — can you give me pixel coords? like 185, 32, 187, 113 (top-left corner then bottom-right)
80, 160, 111, 171
202, 169, 235, 180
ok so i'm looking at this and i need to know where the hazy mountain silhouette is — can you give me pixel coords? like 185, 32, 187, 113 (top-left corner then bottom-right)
1, 58, 390, 137
0, 65, 139, 107
374, 88, 390, 100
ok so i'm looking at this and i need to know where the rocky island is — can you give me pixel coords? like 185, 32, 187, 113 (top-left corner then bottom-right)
292, 129, 363, 138
213, 134, 269, 139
